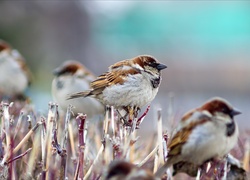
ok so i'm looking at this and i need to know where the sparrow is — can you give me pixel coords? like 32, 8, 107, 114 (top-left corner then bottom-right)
155, 97, 241, 177
51, 60, 104, 118
67, 55, 167, 121
105, 160, 158, 180
0, 39, 31, 97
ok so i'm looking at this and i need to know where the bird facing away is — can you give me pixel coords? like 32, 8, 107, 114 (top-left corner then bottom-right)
52, 60, 104, 119
155, 97, 241, 177
67, 55, 167, 122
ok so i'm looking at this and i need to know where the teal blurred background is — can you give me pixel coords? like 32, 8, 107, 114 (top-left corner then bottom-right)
0, 1, 249, 129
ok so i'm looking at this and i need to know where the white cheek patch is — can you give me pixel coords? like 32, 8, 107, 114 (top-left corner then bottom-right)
122, 65, 133, 71
201, 110, 212, 117
132, 63, 143, 71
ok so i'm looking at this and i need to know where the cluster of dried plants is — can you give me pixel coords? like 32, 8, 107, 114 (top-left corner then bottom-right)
0, 96, 249, 180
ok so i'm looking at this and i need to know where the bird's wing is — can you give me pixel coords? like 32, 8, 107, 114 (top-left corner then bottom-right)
155, 112, 211, 177
90, 68, 140, 96
168, 112, 211, 157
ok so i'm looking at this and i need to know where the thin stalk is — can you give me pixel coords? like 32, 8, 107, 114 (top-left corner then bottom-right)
136, 105, 150, 129
5, 148, 32, 165
138, 145, 159, 167
157, 109, 164, 165
243, 140, 249, 171
45, 103, 58, 180
40, 117, 47, 180
76, 114, 87, 179
13, 111, 24, 139
59, 105, 73, 180
84, 144, 104, 179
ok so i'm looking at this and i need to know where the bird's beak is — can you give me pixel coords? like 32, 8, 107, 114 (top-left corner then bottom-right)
231, 108, 241, 116
156, 63, 167, 71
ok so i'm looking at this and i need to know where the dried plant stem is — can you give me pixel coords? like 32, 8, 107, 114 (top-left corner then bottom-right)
74, 160, 80, 180
68, 122, 76, 160
138, 145, 159, 167
84, 144, 104, 179
196, 168, 201, 180
162, 133, 168, 162
45, 103, 58, 180
243, 140, 249, 171
0, 104, 4, 141
62, 105, 72, 149
40, 117, 47, 180
1, 121, 40, 169
26, 132, 41, 177
221, 160, 227, 180
110, 106, 115, 138
157, 109, 164, 165
1, 103, 12, 166
45, 128, 53, 175
136, 105, 150, 129
58, 105, 72, 180
13, 121, 40, 155
129, 130, 136, 161
75, 114, 87, 179
153, 148, 159, 173
13, 111, 24, 139
102, 106, 110, 163
6, 148, 32, 164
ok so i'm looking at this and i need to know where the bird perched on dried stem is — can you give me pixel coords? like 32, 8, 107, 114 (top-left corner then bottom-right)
67, 55, 167, 124
155, 97, 241, 177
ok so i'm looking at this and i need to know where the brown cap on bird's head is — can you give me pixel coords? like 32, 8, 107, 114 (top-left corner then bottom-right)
200, 97, 241, 118
134, 55, 167, 71
0, 39, 11, 52
53, 60, 95, 78
53, 60, 83, 76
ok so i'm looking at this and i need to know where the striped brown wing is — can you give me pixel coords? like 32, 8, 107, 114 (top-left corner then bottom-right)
168, 113, 211, 158
90, 68, 140, 96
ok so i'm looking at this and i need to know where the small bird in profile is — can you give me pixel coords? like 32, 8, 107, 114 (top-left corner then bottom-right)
67, 55, 167, 122
0, 40, 31, 98
105, 160, 157, 180
155, 97, 241, 177
52, 60, 104, 119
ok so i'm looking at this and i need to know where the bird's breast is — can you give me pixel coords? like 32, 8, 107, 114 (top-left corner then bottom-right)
102, 74, 159, 108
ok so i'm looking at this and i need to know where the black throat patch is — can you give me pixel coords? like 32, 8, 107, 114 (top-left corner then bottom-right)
226, 121, 235, 136
151, 77, 161, 88
56, 80, 64, 90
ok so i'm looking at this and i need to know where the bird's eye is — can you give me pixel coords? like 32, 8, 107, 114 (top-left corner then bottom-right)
150, 62, 158, 68
221, 107, 228, 114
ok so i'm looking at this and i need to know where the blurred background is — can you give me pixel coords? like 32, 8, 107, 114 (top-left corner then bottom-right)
0, 1, 249, 130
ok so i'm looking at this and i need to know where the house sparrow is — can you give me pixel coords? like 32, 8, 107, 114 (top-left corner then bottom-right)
51, 60, 104, 118
105, 160, 158, 180
0, 40, 31, 97
67, 55, 167, 121
155, 97, 241, 177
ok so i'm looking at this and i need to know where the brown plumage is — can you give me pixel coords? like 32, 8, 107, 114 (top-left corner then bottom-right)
155, 97, 241, 177
67, 55, 167, 121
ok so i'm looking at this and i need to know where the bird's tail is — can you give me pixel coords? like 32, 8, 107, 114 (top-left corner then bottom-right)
66, 90, 91, 100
